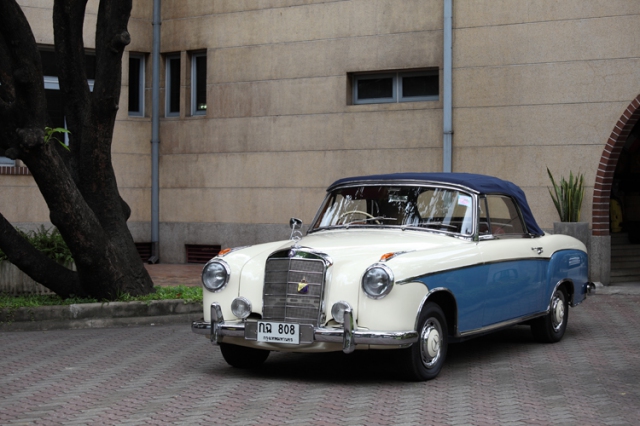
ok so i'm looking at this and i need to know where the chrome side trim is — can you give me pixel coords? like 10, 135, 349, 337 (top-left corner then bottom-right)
550, 279, 574, 308
414, 287, 457, 334
457, 311, 545, 338
396, 257, 549, 285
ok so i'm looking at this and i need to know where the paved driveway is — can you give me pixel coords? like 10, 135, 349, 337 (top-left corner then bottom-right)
1, 295, 639, 425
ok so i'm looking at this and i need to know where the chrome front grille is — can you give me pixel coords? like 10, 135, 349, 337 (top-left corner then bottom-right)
263, 253, 326, 326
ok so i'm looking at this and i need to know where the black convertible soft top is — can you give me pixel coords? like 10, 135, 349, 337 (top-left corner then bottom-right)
328, 172, 544, 236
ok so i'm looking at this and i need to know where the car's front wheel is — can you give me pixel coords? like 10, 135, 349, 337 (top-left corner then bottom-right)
219, 343, 270, 368
400, 302, 448, 381
530, 287, 569, 343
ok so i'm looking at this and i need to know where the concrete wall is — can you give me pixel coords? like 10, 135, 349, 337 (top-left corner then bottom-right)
5, 0, 640, 271
452, 1, 640, 232
157, 0, 445, 261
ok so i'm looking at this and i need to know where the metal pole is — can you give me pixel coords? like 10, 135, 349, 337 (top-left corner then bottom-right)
443, 0, 453, 172
150, 0, 161, 263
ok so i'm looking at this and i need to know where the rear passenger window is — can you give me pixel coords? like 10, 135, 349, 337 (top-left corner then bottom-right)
486, 195, 525, 235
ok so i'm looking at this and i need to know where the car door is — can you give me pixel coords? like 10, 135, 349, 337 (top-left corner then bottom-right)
478, 195, 548, 326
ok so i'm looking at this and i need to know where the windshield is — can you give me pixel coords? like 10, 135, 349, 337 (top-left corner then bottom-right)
311, 185, 475, 236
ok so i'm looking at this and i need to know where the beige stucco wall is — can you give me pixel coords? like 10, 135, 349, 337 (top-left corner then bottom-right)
4, 0, 640, 264
452, 0, 640, 231
157, 0, 445, 260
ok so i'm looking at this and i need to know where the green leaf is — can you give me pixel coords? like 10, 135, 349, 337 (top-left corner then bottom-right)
547, 168, 584, 222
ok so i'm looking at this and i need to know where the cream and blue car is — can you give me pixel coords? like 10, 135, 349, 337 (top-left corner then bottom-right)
192, 173, 594, 380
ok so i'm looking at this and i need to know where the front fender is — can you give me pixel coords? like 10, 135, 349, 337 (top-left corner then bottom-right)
357, 281, 428, 332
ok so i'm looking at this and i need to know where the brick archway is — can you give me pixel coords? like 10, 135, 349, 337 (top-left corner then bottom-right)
592, 95, 640, 237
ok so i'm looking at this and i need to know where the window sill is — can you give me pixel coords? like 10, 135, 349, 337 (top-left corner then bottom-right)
0, 165, 31, 176
346, 99, 442, 113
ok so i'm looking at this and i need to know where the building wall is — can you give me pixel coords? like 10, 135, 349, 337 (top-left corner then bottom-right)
158, 0, 445, 262
452, 0, 640, 232
5, 0, 640, 271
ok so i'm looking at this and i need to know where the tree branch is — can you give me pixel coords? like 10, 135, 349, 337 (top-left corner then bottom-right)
0, 0, 48, 157
0, 213, 84, 298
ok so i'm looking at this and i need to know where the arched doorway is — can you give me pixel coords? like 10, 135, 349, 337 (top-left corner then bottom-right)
592, 94, 640, 284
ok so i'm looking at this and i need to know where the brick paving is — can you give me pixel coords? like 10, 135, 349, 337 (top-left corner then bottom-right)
1, 294, 639, 425
144, 264, 203, 287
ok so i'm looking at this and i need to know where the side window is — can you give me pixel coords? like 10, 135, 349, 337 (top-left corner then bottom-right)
128, 53, 145, 117
486, 195, 525, 235
191, 52, 207, 115
166, 54, 180, 117
478, 196, 490, 234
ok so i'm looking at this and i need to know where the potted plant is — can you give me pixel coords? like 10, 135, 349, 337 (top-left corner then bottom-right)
547, 168, 589, 248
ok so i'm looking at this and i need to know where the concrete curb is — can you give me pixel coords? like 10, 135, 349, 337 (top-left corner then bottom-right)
0, 299, 202, 332
593, 282, 640, 295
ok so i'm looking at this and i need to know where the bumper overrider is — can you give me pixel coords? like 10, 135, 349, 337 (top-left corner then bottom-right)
191, 302, 419, 354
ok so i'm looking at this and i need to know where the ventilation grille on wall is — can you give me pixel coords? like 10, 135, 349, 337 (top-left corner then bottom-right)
185, 244, 221, 264
135, 242, 152, 262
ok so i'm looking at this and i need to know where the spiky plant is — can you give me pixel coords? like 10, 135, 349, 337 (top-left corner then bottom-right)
547, 168, 585, 222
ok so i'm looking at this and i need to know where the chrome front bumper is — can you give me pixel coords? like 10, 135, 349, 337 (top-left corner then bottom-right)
191, 303, 418, 354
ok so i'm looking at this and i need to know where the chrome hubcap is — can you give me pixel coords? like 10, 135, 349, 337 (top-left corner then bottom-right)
551, 292, 565, 332
420, 319, 442, 368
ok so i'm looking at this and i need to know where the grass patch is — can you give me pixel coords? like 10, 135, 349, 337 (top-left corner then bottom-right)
0, 285, 202, 310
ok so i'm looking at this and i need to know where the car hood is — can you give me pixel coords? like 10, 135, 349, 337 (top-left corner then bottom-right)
231, 229, 475, 316
296, 229, 466, 261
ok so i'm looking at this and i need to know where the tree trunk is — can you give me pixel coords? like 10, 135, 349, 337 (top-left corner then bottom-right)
0, 0, 154, 300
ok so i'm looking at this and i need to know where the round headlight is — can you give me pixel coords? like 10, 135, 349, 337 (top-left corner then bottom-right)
231, 297, 252, 319
362, 264, 394, 299
202, 260, 230, 292
331, 301, 352, 324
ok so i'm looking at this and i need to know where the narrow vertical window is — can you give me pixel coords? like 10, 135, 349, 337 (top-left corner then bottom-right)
191, 52, 207, 115
128, 53, 145, 117
166, 55, 180, 116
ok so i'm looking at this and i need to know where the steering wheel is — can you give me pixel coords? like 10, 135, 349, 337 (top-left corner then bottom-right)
338, 210, 379, 224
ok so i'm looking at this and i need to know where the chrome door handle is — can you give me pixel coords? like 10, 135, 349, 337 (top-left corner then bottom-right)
531, 247, 543, 255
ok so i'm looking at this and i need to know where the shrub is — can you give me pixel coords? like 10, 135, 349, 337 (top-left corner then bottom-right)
547, 168, 585, 222
0, 226, 74, 265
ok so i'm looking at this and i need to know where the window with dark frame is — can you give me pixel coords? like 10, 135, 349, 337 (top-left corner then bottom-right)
353, 70, 439, 105
128, 53, 145, 117
166, 55, 180, 116
191, 52, 207, 115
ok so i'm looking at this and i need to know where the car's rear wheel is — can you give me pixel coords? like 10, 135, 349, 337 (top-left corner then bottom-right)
219, 343, 270, 368
400, 302, 448, 381
530, 287, 569, 343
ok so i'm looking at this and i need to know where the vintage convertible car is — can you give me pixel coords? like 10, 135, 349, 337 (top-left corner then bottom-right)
192, 173, 594, 380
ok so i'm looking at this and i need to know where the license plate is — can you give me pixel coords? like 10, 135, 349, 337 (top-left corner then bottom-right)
257, 321, 300, 344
